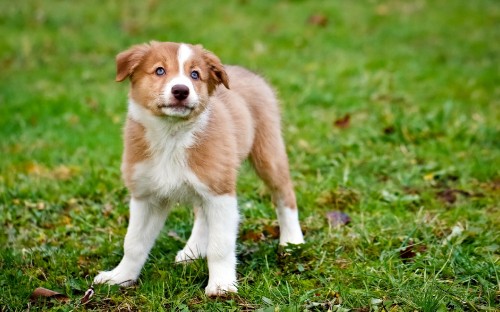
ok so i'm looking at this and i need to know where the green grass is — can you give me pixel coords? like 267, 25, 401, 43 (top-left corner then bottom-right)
1, 0, 499, 310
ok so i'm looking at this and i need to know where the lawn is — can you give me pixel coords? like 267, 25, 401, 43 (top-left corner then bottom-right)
0, 0, 499, 311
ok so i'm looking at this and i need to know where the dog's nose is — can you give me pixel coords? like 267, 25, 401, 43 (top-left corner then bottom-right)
171, 84, 190, 100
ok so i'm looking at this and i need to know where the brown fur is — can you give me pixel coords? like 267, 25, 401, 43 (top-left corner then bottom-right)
122, 118, 149, 191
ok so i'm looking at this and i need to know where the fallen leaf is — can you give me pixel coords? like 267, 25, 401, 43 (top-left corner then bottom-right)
334, 114, 351, 129
241, 224, 281, 242
325, 211, 351, 227
399, 245, 416, 262
436, 189, 470, 204
307, 14, 328, 27
399, 240, 427, 263
29, 287, 70, 303
241, 229, 263, 242
80, 287, 94, 304
263, 225, 280, 239
437, 189, 456, 203
383, 125, 395, 135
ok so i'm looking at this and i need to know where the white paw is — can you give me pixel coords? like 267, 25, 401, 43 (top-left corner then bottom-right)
279, 231, 305, 246
175, 248, 204, 263
93, 269, 137, 287
205, 280, 238, 297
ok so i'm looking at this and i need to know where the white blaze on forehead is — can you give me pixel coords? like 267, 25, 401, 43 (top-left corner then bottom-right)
161, 43, 199, 115
177, 44, 193, 75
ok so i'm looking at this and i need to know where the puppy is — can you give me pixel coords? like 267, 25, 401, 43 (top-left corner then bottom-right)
94, 41, 304, 296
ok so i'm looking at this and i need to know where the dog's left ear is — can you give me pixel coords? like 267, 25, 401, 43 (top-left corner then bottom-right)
202, 49, 230, 92
116, 43, 151, 82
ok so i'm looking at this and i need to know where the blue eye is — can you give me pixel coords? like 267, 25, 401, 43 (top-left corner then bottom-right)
191, 70, 200, 80
155, 67, 165, 76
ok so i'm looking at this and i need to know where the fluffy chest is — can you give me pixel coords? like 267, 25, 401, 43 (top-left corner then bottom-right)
132, 145, 199, 202
126, 101, 211, 202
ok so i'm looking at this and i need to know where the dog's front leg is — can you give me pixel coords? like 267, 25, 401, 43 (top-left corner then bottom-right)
203, 194, 239, 296
94, 197, 168, 286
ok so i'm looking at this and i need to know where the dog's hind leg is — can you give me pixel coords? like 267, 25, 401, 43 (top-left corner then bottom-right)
249, 123, 304, 246
175, 206, 208, 263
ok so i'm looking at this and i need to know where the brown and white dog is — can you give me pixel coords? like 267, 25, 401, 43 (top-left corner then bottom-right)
93, 41, 304, 296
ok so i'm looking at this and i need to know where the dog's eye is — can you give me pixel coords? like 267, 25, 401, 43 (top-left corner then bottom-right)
155, 67, 166, 76
190, 70, 200, 80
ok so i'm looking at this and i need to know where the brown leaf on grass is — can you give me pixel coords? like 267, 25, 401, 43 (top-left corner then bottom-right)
325, 211, 351, 227
307, 14, 328, 27
80, 287, 94, 305
241, 229, 264, 242
334, 114, 351, 129
399, 240, 427, 263
399, 245, 417, 261
437, 189, 471, 204
241, 224, 280, 242
263, 225, 280, 239
383, 125, 395, 135
29, 287, 70, 303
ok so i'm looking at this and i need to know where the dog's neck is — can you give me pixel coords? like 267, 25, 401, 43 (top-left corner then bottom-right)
127, 99, 210, 153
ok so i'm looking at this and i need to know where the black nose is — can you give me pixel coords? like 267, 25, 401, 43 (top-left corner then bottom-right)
171, 84, 189, 100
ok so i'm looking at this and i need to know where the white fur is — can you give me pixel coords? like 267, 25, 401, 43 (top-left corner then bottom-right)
276, 199, 305, 245
173, 194, 240, 296
127, 99, 211, 200
203, 194, 239, 296
161, 44, 199, 117
175, 206, 208, 262
94, 197, 169, 286
177, 44, 192, 75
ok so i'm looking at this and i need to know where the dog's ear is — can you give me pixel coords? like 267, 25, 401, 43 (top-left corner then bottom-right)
116, 43, 151, 82
202, 49, 230, 92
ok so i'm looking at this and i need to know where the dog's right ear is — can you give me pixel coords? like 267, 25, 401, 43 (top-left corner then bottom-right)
116, 43, 151, 82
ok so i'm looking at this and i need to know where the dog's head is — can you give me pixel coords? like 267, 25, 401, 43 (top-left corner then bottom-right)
116, 41, 229, 119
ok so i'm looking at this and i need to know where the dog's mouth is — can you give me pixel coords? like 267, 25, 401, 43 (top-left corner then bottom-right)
159, 103, 194, 117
